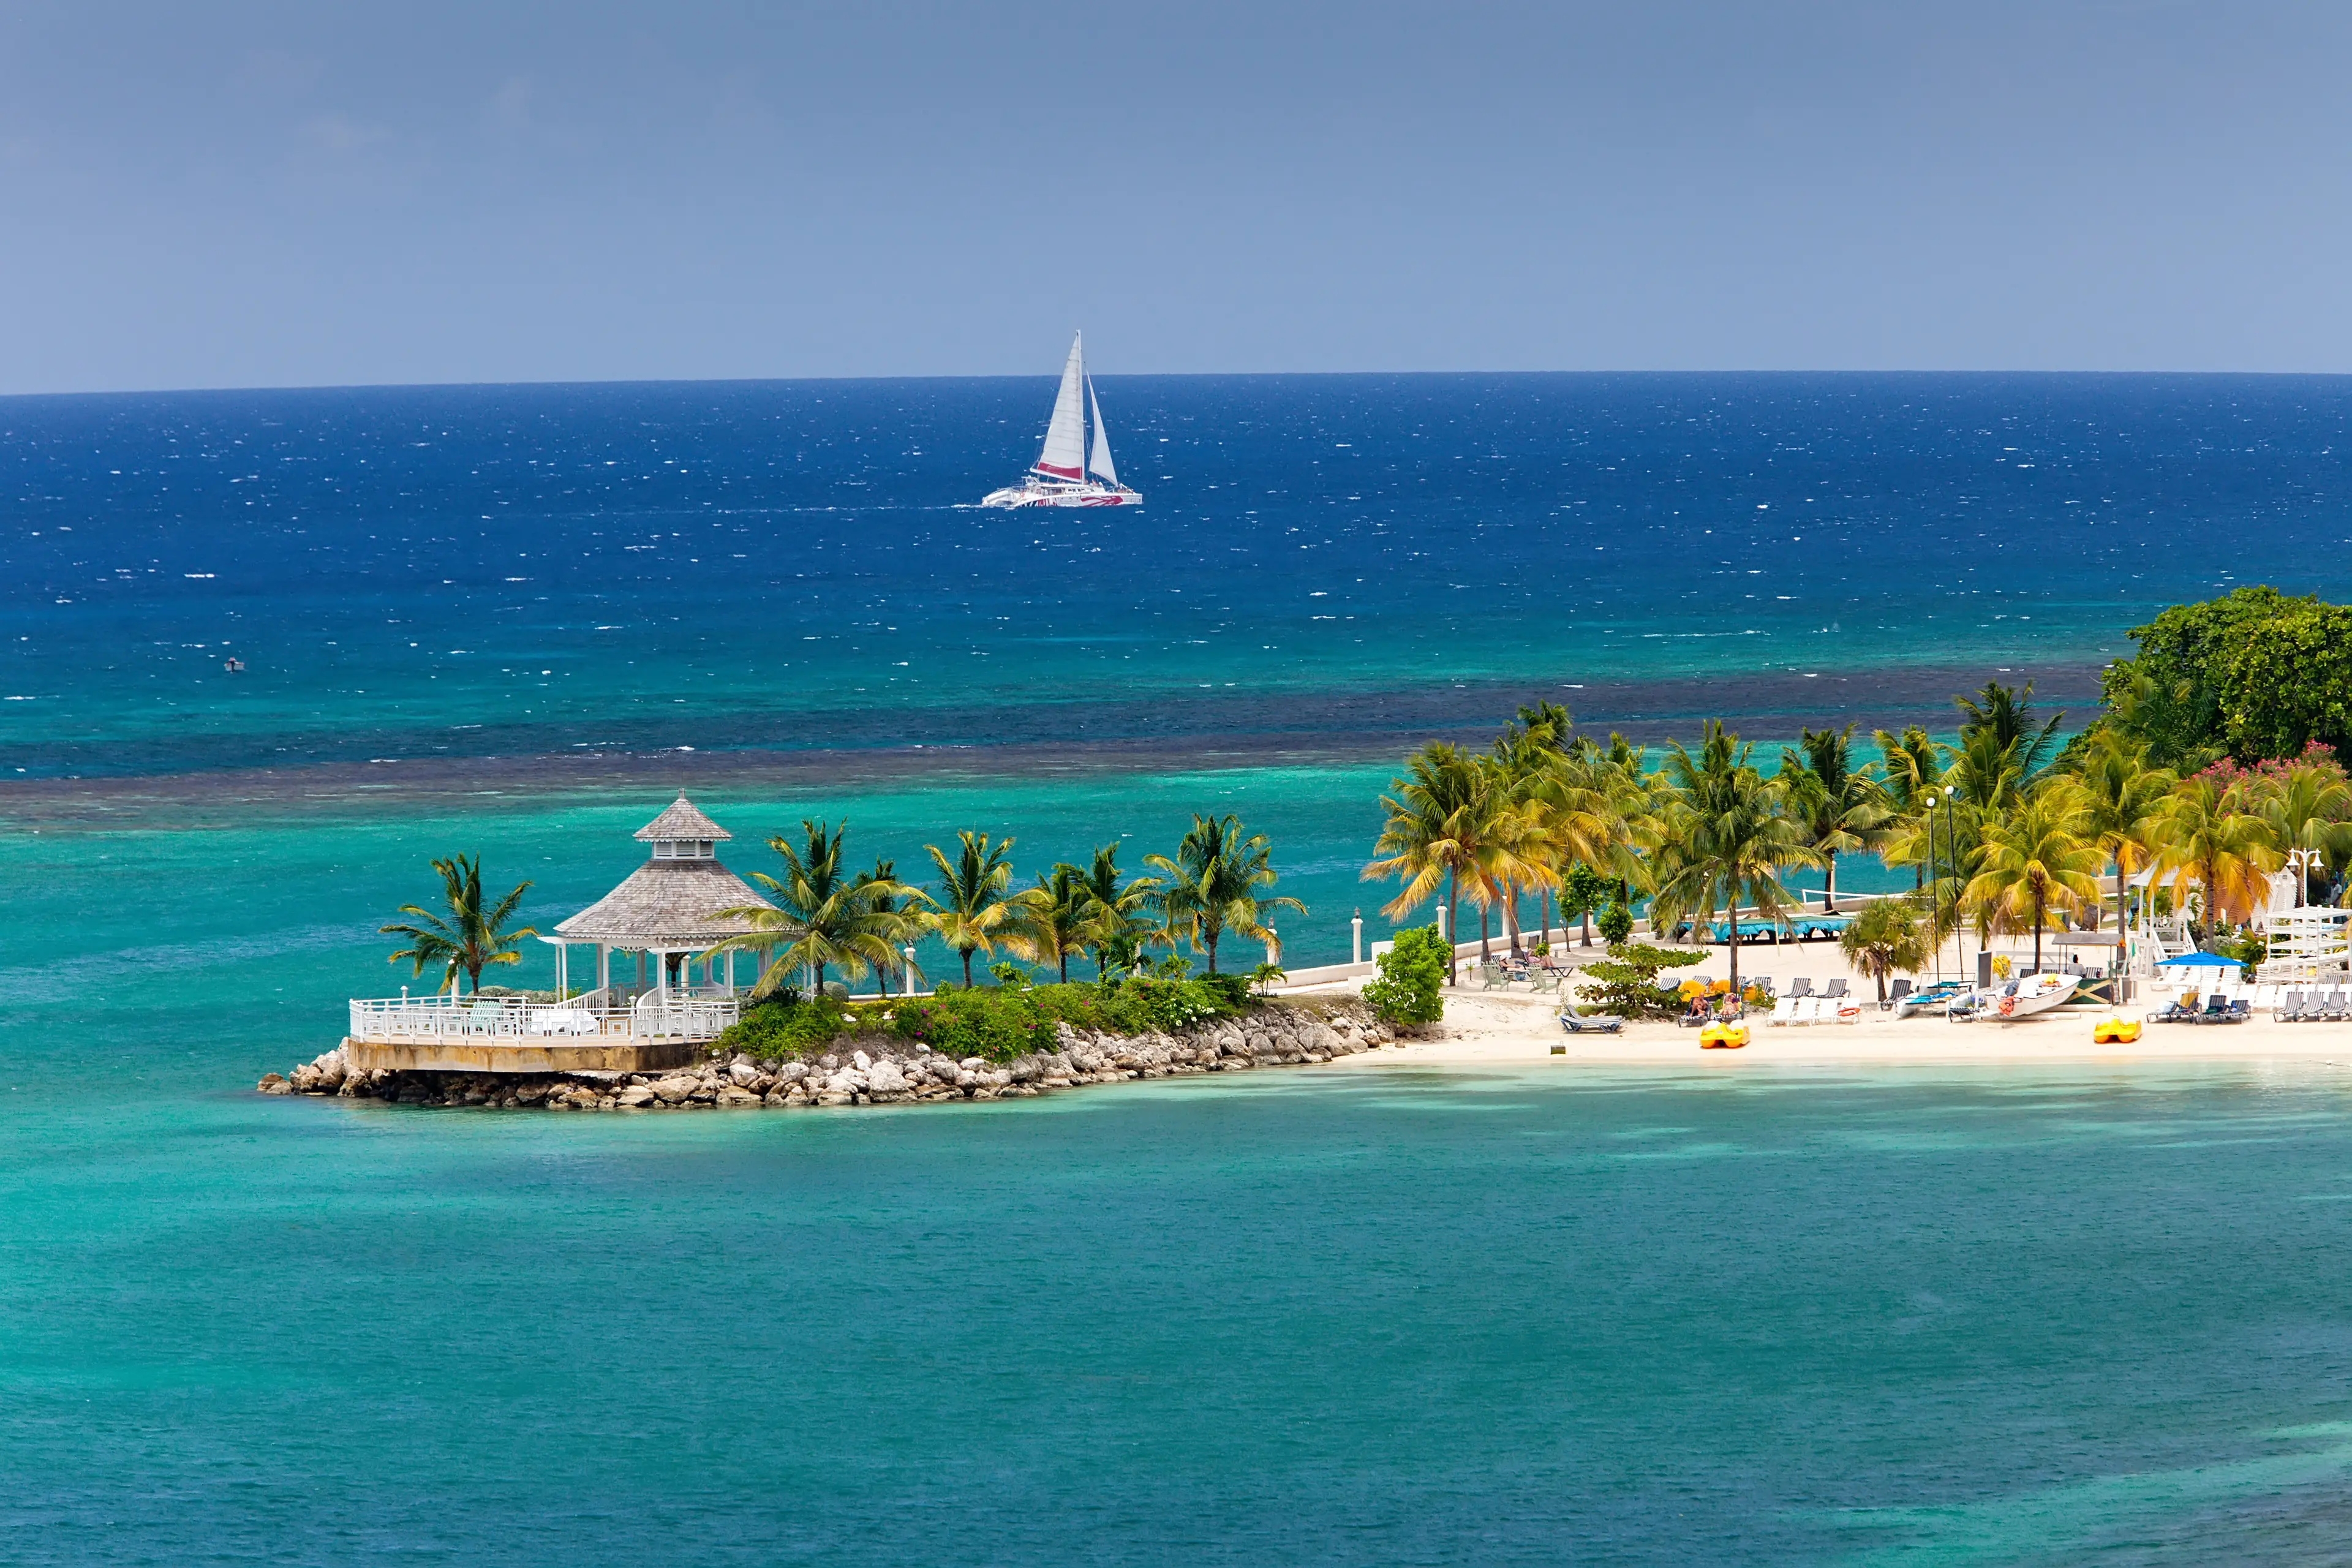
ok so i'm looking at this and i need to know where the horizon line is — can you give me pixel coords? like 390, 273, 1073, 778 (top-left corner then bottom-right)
7, 366, 2352, 402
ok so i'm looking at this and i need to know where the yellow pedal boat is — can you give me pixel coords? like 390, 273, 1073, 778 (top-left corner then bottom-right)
2092, 1014, 2142, 1044
1700, 1020, 1750, 1050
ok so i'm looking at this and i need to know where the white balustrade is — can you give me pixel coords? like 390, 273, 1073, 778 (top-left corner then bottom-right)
347, 992, 741, 1044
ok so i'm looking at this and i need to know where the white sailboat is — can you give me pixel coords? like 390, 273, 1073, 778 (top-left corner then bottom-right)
979, 333, 1143, 508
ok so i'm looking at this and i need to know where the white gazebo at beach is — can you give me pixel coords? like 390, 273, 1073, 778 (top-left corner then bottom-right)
342, 794, 775, 1074
547, 794, 776, 1002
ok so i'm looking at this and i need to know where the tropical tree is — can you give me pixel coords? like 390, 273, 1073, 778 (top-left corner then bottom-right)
1146, 813, 1306, 974
1779, 723, 1890, 911
1870, 725, 1950, 889
923, 830, 1044, 987
1362, 741, 1504, 982
709, 820, 920, 998
2072, 729, 2174, 934
851, 857, 929, 998
1645, 721, 1823, 994
1962, 785, 2106, 973
2150, 775, 2283, 937
1838, 897, 1931, 1007
2260, 760, 2352, 907
1956, 679, 2067, 788
381, 853, 535, 994
1065, 842, 1158, 980
1027, 862, 1098, 984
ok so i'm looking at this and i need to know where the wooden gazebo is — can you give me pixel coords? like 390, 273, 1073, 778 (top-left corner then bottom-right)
548, 795, 775, 1001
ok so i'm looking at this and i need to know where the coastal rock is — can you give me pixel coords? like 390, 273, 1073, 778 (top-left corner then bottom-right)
727, 1060, 763, 1088
774, 1061, 810, 1084
715, 1086, 761, 1107
257, 1072, 292, 1095
853, 1050, 872, 1071
865, 1060, 908, 1094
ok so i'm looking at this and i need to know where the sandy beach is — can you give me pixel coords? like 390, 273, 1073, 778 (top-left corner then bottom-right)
1299, 935, 2352, 1068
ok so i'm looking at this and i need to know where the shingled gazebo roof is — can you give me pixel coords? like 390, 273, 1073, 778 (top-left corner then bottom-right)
634, 794, 731, 842
554, 796, 774, 949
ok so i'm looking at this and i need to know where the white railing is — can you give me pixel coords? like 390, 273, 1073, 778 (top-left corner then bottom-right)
347, 991, 741, 1044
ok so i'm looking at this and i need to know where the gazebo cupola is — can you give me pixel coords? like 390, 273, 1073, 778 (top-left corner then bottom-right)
547, 794, 775, 998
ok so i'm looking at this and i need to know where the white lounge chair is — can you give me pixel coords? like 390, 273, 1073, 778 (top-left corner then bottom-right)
1767, 995, 1798, 1027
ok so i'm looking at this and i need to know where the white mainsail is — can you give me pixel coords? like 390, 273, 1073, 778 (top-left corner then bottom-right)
1033, 332, 1087, 481
1086, 376, 1118, 487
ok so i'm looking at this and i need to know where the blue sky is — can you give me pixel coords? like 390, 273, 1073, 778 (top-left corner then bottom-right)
2, 1, 2349, 391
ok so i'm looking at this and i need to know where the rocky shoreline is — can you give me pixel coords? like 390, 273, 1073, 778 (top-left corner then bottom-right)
257, 998, 1394, 1110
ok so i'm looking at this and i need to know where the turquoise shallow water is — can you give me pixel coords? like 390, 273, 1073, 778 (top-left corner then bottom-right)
9, 1057, 2352, 1564
12, 373, 2352, 1563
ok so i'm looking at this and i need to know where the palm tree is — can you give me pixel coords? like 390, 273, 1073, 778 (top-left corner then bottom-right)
2151, 775, 2283, 937
923, 830, 1043, 987
382, 854, 536, 994
1838, 897, 1931, 1008
1962, 785, 2106, 974
2261, 761, 2352, 907
1027, 863, 1096, 984
1779, 723, 1890, 911
851, 858, 928, 998
1145, 813, 1306, 974
1955, 679, 2066, 788
1361, 741, 1499, 982
2073, 730, 2174, 935
1068, 842, 1158, 980
1869, 725, 1948, 890
708, 821, 919, 998
1646, 722, 1822, 995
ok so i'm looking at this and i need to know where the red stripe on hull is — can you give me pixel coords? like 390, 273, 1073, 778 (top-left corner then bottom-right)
1033, 462, 1084, 480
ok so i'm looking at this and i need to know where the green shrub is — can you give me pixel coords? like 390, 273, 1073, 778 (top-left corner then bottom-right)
1574, 941, 1705, 1018
714, 995, 855, 1059
1596, 902, 1634, 944
719, 979, 1258, 1065
1363, 924, 1446, 1028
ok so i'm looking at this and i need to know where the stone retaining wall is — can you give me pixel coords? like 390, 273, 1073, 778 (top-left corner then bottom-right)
258, 1000, 1393, 1110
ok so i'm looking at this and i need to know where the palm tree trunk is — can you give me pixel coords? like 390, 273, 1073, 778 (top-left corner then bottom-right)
1446, 869, 1459, 984
960, 948, 974, 987
1058, 951, 1069, 983
1478, 901, 1491, 964
1504, 889, 1522, 956
1726, 907, 1741, 995
1204, 932, 1218, 974
1824, 853, 1838, 914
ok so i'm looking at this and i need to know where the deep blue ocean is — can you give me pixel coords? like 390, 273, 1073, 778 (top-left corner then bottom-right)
9, 374, 2352, 1564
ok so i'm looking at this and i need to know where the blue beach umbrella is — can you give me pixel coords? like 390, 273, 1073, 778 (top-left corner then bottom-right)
2155, 952, 2239, 970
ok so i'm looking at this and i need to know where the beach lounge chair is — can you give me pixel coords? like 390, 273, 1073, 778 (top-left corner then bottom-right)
1558, 999, 1623, 1035
1800, 997, 1831, 1025
1787, 978, 1813, 1000
1767, 995, 1798, 1027
2191, 993, 2233, 1024
2274, 990, 2305, 1022
2326, 990, 2350, 1022
1820, 978, 1848, 1001
2146, 996, 2195, 1024
1885, 979, 1912, 1012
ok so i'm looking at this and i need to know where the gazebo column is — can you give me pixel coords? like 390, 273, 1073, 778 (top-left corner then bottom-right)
555, 941, 568, 998
725, 949, 736, 995
597, 944, 610, 993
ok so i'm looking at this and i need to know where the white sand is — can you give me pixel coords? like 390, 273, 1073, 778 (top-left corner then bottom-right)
1292, 934, 2352, 1068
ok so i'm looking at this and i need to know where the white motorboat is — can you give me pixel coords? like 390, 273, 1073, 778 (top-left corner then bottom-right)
1951, 971, 2078, 1023
979, 333, 1142, 509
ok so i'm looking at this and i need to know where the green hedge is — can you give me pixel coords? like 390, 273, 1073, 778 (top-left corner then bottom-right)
712, 977, 1255, 1065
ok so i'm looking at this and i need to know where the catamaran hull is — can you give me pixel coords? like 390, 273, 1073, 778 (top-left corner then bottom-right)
979, 483, 1142, 509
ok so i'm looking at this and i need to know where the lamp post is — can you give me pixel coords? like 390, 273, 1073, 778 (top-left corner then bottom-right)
903, 944, 918, 998
2288, 846, 2323, 910
1940, 785, 1960, 982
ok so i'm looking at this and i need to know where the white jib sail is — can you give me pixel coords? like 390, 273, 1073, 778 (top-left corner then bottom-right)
1033, 333, 1087, 481
1087, 376, 1119, 488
